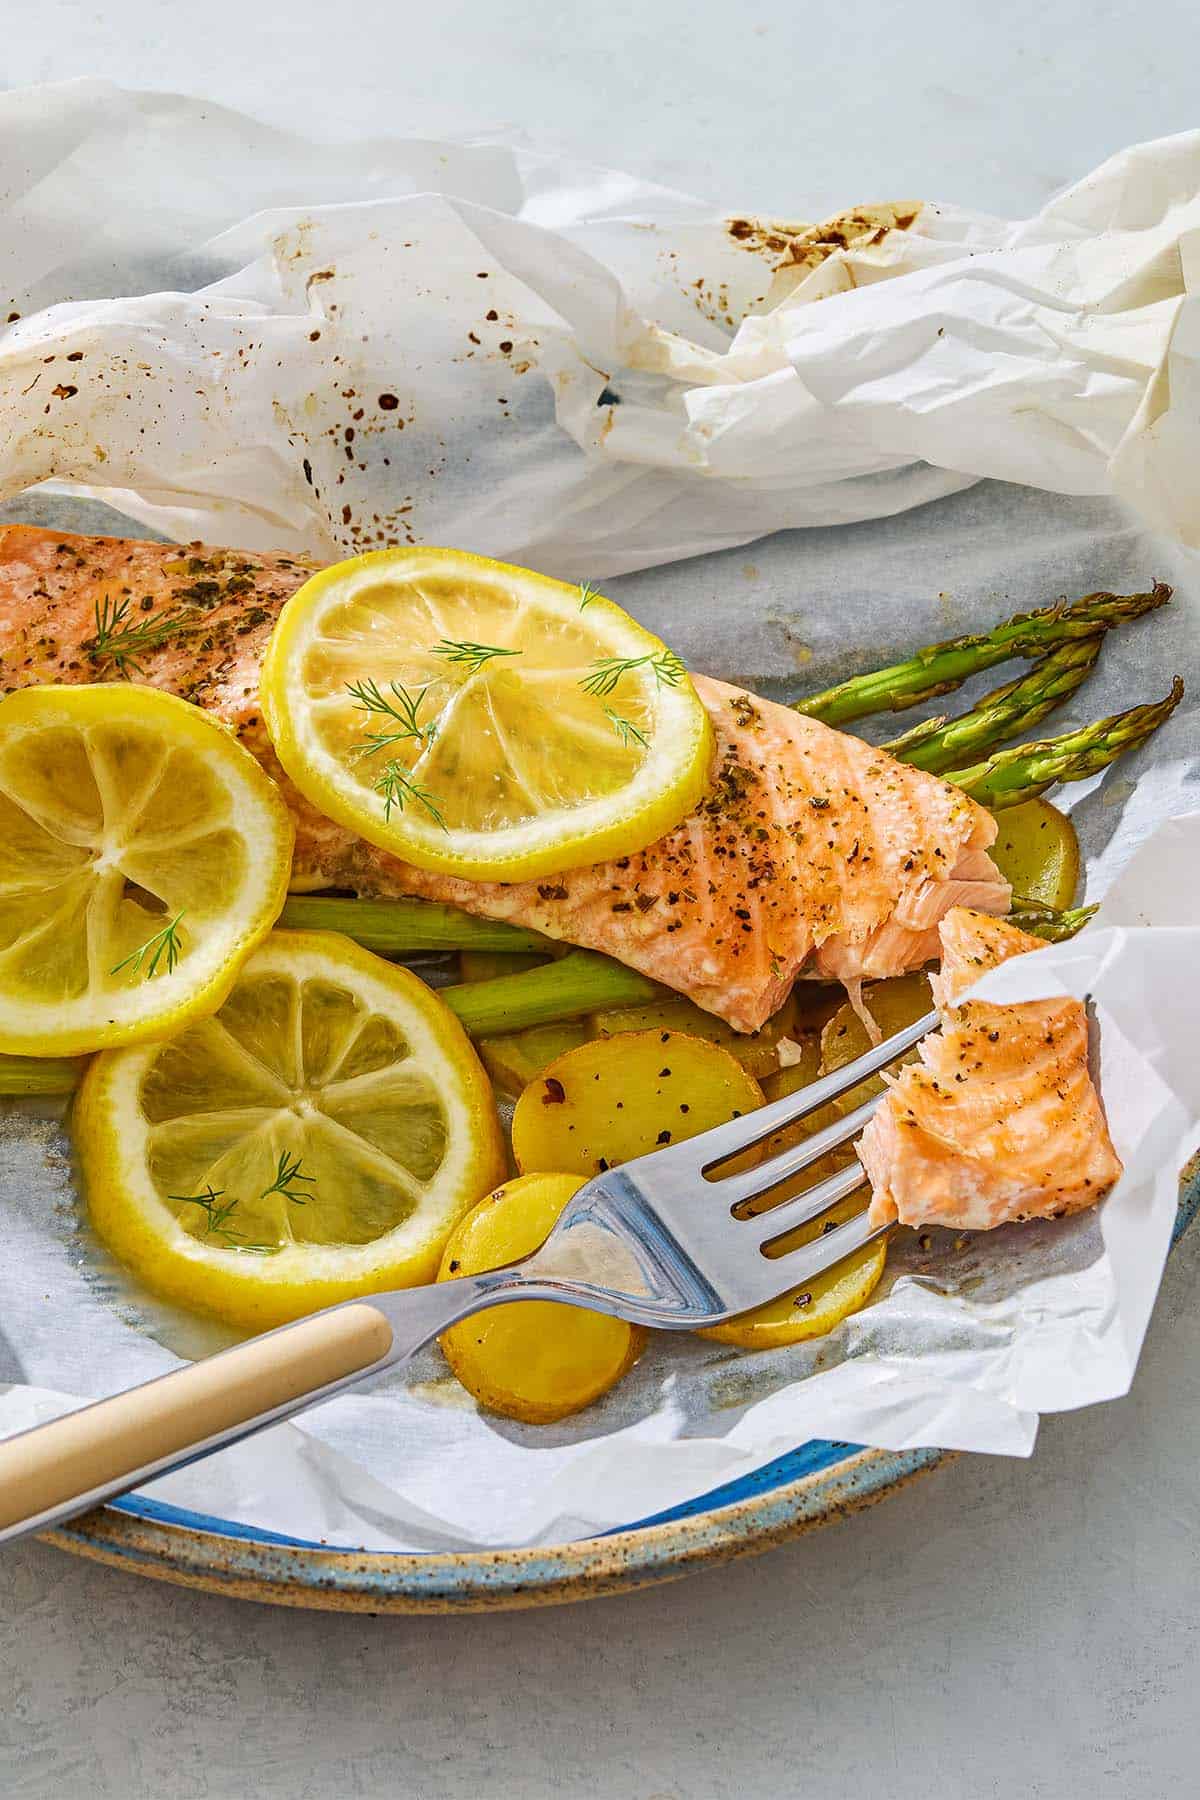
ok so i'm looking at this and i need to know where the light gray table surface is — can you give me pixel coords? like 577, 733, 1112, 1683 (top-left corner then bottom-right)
3, 6, 1200, 1796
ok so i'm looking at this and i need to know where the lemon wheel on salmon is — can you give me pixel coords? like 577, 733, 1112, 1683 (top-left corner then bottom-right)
74, 930, 506, 1331
260, 547, 713, 882
0, 684, 293, 1057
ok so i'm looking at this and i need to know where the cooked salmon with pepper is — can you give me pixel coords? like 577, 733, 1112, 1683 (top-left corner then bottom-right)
0, 525, 1010, 1031
857, 908, 1122, 1231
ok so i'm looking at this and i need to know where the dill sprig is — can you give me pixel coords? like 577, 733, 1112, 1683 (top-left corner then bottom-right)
578, 581, 600, 611
110, 910, 185, 980
85, 595, 188, 677
603, 707, 649, 749
374, 760, 448, 829
173, 1154, 318, 1250
260, 1149, 317, 1207
346, 678, 437, 756
580, 648, 686, 699
170, 1184, 249, 1248
430, 638, 521, 676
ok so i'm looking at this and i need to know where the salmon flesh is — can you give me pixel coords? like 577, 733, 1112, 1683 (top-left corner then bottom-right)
0, 525, 1009, 1032
857, 908, 1122, 1231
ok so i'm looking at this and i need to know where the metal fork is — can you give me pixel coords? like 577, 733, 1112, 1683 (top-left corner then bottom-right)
0, 1007, 936, 1545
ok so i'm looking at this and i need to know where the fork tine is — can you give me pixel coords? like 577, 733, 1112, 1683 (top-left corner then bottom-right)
754, 1160, 869, 1252
722, 1095, 879, 1212
773, 1209, 890, 1288
760, 1191, 887, 1285
686, 1007, 939, 1173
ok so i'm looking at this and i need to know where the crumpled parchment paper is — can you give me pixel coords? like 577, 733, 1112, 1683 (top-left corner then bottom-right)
0, 83, 1198, 1550
4, 83, 1200, 571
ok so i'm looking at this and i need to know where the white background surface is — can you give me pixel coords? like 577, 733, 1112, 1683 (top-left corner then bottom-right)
3, 5, 1200, 1795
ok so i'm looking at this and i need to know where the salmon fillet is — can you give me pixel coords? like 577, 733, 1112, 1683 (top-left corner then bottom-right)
857, 909, 1122, 1232
0, 525, 1009, 1031
381, 682, 1009, 1029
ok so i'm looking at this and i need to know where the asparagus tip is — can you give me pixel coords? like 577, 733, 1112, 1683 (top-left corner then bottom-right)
796, 580, 1172, 726
947, 676, 1184, 808
1010, 901, 1099, 943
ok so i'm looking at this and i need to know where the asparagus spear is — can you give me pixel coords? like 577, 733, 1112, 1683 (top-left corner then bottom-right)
796, 583, 1171, 725
0, 1056, 85, 1097
946, 680, 1184, 810
442, 951, 662, 1037
278, 894, 545, 955
1009, 901, 1098, 942
882, 636, 1102, 773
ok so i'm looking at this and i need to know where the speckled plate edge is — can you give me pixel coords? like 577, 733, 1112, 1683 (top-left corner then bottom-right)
40, 1160, 1200, 1612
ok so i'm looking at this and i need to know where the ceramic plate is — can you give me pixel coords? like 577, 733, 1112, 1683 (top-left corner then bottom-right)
41, 1163, 1199, 1612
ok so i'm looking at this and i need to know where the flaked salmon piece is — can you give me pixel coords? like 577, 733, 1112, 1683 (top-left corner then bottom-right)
857, 909, 1122, 1233
0, 525, 1010, 1032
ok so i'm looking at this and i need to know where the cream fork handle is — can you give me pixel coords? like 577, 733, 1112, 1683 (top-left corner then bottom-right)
0, 1262, 623, 1545
0, 1302, 395, 1543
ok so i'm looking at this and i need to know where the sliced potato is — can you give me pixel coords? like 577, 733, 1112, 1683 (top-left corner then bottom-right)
738, 984, 930, 1225
988, 797, 1079, 910
477, 1020, 591, 1097
819, 972, 933, 1115
697, 1194, 886, 1348
703, 974, 916, 1345
437, 1172, 644, 1422
590, 993, 800, 1081
740, 1097, 860, 1220
511, 1029, 764, 1177
458, 949, 550, 983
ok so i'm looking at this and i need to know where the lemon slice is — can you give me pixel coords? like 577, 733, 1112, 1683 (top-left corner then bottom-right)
74, 930, 506, 1331
260, 547, 714, 881
0, 685, 293, 1056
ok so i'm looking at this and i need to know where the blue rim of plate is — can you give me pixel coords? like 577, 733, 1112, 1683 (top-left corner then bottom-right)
43, 1166, 1200, 1611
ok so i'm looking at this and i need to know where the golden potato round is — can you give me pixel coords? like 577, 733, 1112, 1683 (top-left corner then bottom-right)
437, 1172, 644, 1424
477, 1020, 590, 1097
510, 1028, 765, 1178
817, 971, 933, 1113
988, 797, 1080, 910
589, 992, 800, 1081
760, 1034, 821, 1103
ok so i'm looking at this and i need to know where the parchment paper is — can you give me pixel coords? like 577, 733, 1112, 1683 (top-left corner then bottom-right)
4, 83, 1200, 571
0, 84, 1198, 1550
